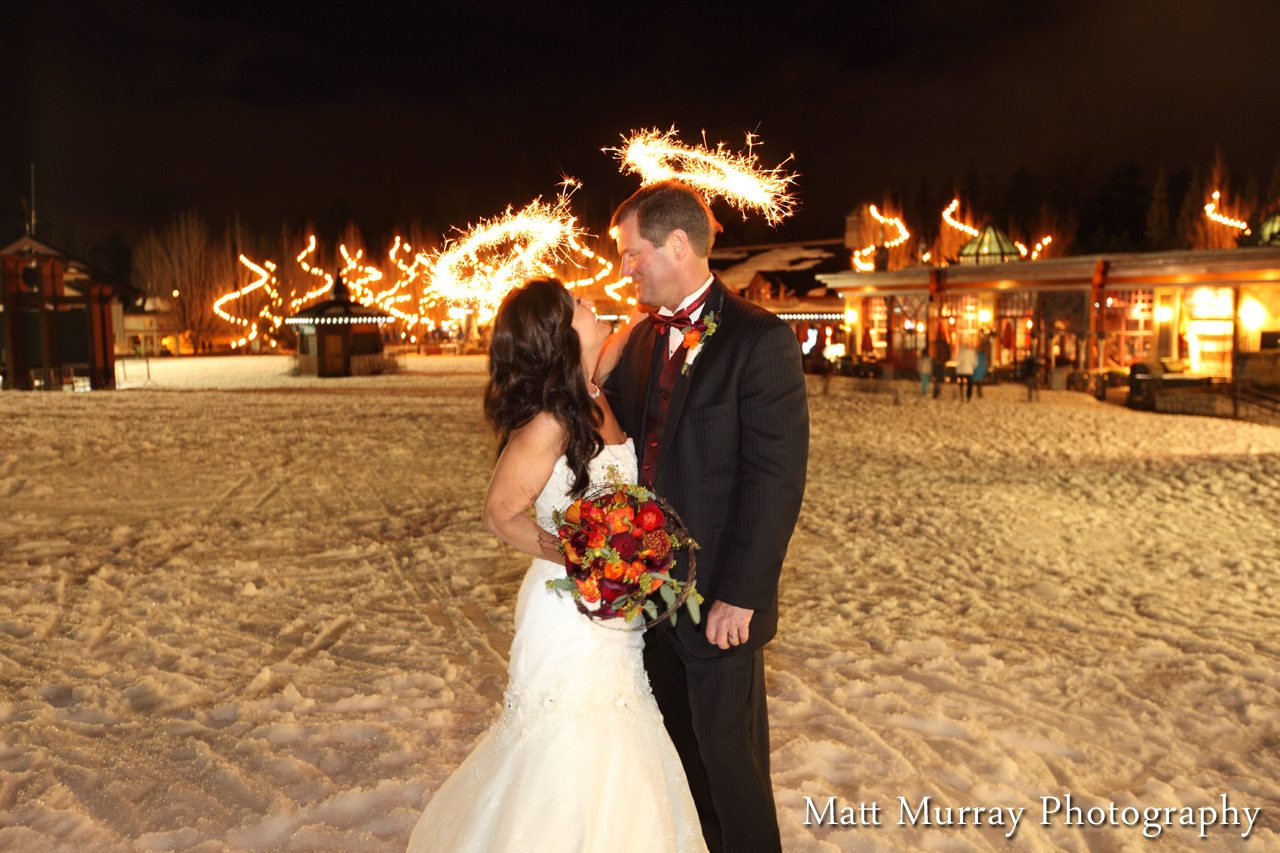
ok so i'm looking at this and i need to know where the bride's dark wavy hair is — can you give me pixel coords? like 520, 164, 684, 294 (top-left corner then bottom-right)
484, 278, 603, 497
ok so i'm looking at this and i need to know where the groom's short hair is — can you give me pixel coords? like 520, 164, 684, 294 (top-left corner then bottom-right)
611, 181, 718, 257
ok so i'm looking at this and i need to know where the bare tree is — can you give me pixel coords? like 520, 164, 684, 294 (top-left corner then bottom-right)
130, 211, 224, 353
131, 230, 169, 303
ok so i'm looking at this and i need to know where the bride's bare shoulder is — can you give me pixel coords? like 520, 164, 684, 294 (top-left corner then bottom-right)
506, 411, 568, 456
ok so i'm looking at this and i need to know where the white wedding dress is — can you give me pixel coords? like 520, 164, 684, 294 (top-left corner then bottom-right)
407, 439, 706, 853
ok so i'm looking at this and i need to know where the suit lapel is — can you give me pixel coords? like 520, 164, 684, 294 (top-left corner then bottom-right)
656, 280, 728, 473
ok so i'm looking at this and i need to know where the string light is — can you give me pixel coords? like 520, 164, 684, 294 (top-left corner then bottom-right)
608, 127, 797, 225
942, 199, 980, 237
1014, 235, 1054, 260
869, 205, 910, 247
852, 204, 910, 273
1204, 190, 1251, 234
214, 256, 286, 348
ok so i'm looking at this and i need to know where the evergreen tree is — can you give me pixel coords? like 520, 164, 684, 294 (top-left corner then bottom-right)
1267, 156, 1280, 214
1176, 169, 1203, 249
1146, 166, 1175, 250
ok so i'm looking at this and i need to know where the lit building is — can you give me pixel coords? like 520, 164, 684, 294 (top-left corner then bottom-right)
710, 239, 850, 358
819, 248, 1280, 385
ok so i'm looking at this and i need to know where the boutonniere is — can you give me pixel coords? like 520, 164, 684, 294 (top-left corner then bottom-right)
679, 311, 718, 375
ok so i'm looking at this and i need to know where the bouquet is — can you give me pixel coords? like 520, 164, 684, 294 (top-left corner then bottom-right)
548, 483, 702, 628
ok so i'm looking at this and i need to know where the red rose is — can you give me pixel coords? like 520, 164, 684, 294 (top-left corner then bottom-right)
612, 533, 639, 561
635, 501, 665, 532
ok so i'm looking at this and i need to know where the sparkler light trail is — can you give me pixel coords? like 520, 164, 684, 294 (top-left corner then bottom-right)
422, 188, 601, 317
608, 128, 798, 225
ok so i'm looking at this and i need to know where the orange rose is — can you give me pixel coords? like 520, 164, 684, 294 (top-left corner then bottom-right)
586, 526, 608, 549
606, 505, 634, 534
576, 576, 601, 602
683, 329, 701, 348
603, 561, 625, 581
623, 560, 644, 582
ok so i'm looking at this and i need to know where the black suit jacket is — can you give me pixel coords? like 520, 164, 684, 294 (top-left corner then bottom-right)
604, 278, 809, 657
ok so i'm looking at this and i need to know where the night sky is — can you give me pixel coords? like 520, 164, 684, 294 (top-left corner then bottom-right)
6, 0, 1280, 260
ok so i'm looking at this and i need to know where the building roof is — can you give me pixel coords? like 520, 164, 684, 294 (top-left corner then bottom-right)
958, 225, 1021, 264
1, 234, 139, 299
710, 238, 849, 293
286, 277, 392, 326
819, 247, 1280, 295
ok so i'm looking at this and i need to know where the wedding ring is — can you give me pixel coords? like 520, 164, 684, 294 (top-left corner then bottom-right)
729, 633, 738, 640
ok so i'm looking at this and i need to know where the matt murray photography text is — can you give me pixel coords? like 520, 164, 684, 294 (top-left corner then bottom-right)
803, 794, 1260, 839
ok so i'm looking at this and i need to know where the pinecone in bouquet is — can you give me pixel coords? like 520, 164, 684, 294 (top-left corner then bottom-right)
547, 483, 702, 628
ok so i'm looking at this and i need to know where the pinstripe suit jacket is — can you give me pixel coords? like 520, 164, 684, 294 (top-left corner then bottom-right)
604, 278, 809, 656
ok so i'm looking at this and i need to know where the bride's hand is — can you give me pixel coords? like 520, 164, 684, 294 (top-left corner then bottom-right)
595, 306, 646, 383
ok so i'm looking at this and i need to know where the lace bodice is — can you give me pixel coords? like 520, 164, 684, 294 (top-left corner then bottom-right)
534, 439, 637, 531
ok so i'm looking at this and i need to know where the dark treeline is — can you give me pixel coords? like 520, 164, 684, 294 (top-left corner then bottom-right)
838, 149, 1280, 258
12, 150, 1280, 296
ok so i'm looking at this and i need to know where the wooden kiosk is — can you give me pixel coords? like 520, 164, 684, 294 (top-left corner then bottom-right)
287, 276, 394, 377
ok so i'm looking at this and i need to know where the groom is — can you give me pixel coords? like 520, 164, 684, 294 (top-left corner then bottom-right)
604, 181, 809, 853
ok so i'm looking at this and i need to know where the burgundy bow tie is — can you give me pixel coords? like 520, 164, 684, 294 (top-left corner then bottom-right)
650, 309, 696, 336
649, 287, 711, 336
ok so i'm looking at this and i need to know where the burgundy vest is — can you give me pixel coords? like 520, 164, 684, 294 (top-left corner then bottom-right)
638, 338, 684, 487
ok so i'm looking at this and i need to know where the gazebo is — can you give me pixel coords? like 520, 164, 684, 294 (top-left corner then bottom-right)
958, 225, 1022, 265
285, 276, 394, 377
1257, 214, 1280, 248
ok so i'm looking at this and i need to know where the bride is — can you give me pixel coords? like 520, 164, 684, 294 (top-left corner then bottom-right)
407, 278, 705, 852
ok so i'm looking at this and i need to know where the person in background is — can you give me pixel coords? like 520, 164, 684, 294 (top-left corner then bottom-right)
1024, 350, 1041, 402
955, 345, 976, 402
917, 347, 932, 397
972, 340, 990, 399
931, 332, 951, 399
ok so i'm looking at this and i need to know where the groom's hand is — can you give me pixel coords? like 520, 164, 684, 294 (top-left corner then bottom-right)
705, 601, 754, 650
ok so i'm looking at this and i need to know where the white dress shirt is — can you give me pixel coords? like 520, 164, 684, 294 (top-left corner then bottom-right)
655, 275, 714, 359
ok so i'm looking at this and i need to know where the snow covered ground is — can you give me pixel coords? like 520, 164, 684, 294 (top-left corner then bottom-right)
2, 356, 1279, 852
